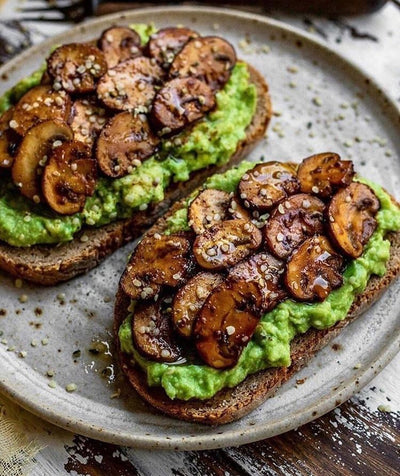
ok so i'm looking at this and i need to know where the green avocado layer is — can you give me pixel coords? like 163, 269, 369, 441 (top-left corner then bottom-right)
118, 168, 400, 401
0, 28, 256, 246
0, 65, 47, 115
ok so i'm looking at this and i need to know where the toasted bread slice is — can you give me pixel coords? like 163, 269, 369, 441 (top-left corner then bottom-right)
113, 194, 400, 425
0, 64, 271, 285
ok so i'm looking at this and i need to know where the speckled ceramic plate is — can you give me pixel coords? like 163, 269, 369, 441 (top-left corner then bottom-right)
0, 7, 399, 451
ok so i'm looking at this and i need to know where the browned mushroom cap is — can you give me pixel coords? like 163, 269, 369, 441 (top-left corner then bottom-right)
40, 70, 53, 85
169, 36, 236, 91
0, 108, 19, 168
194, 278, 263, 369
327, 182, 379, 258
188, 189, 231, 235
10, 85, 71, 136
150, 77, 215, 135
238, 162, 300, 212
69, 98, 109, 148
298, 153, 354, 199
47, 43, 107, 94
132, 297, 182, 363
193, 219, 262, 270
12, 120, 73, 200
121, 233, 192, 300
42, 141, 97, 215
97, 57, 164, 112
264, 193, 325, 260
285, 235, 344, 302
229, 252, 286, 312
172, 271, 224, 338
99, 26, 141, 68
147, 27, 199, 67
228, 195, 252, 221
96, 111, 160, 178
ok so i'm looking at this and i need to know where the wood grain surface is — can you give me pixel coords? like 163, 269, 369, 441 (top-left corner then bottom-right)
61, 402, 398, 476
41, 357, 398, 476
0, 2, 399, 475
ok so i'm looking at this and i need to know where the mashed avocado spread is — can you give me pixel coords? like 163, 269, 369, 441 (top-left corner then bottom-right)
118, 165, 400, 401
0, 25, 256, 246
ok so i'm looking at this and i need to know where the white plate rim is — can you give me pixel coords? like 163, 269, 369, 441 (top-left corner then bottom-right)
0, 5, 399, 450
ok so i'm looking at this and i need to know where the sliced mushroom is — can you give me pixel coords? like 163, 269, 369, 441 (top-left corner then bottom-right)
228, 195, 252, 221
285, 235, 344, 302
40, 70, 53, 85
298, 153, 354, 199
0, 108, 19, 168
169, 36, 236, 91
327, 182, 379, 258
147, 27, 199, 68
188, 189, 231, 235
10, 85, 71, 136
172, 272, 224, 338
229, 252, 286, 312
193, 219, 262, 270
194, 278, 263, 369
133, 297, 181, 363
47, 43, 107, 94
99, 26, 141, 68
238, 162, 300, 212
69, 98, 109, 148
96, 111, 160, 178
121, 233, 192, 300
150, 77, 215, 135
42, 141, 97, 215
12, 120, 73, 200
97, 57, 164, 112
264, 193, 325, 259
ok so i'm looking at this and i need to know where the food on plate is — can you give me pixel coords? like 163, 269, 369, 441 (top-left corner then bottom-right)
284, 235, 343, 301
327, 182, 380, 258
120, 233, 193, 300
146, 27, 198, 68
96, 56, 164, 112
238, 162, 299, 211
172, 271, 224, 338
169, 36, 236, 91
11, 85, 71, 136
47, 43, 107, 94
0, 108, 19, 168
99, 26, 142, 68
297, 152, 354, 198
12, 120, 74, 200
42, 141, 97, 215
0, 23, 271, 284
192, 218, 262, 270
263, 193, 325, 259
95, 111, 160, 178
150, 77, 216, 134
114, 153, 400, 424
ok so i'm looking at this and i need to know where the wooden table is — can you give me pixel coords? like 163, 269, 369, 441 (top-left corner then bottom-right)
0, 2, 399, 474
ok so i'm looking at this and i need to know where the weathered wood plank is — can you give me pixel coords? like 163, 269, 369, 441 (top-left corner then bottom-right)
27, 353, 398, 475
58, 354, 399, 475
126, 447, 247, 476
1, 3, 399, 476
64, 436, 141, 476
224, 400, 399, 476
60, 393, 398, 476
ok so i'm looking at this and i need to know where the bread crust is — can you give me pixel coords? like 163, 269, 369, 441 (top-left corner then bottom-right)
0, 64, 271, 285
113, 199, 400, 425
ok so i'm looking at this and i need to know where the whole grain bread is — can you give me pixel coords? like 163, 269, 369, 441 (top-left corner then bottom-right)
0, 64, 271, 285
113, 195, 400, 425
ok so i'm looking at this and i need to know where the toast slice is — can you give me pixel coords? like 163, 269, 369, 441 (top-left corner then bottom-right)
0, 64, 271, 285
113, 196, 400, 425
